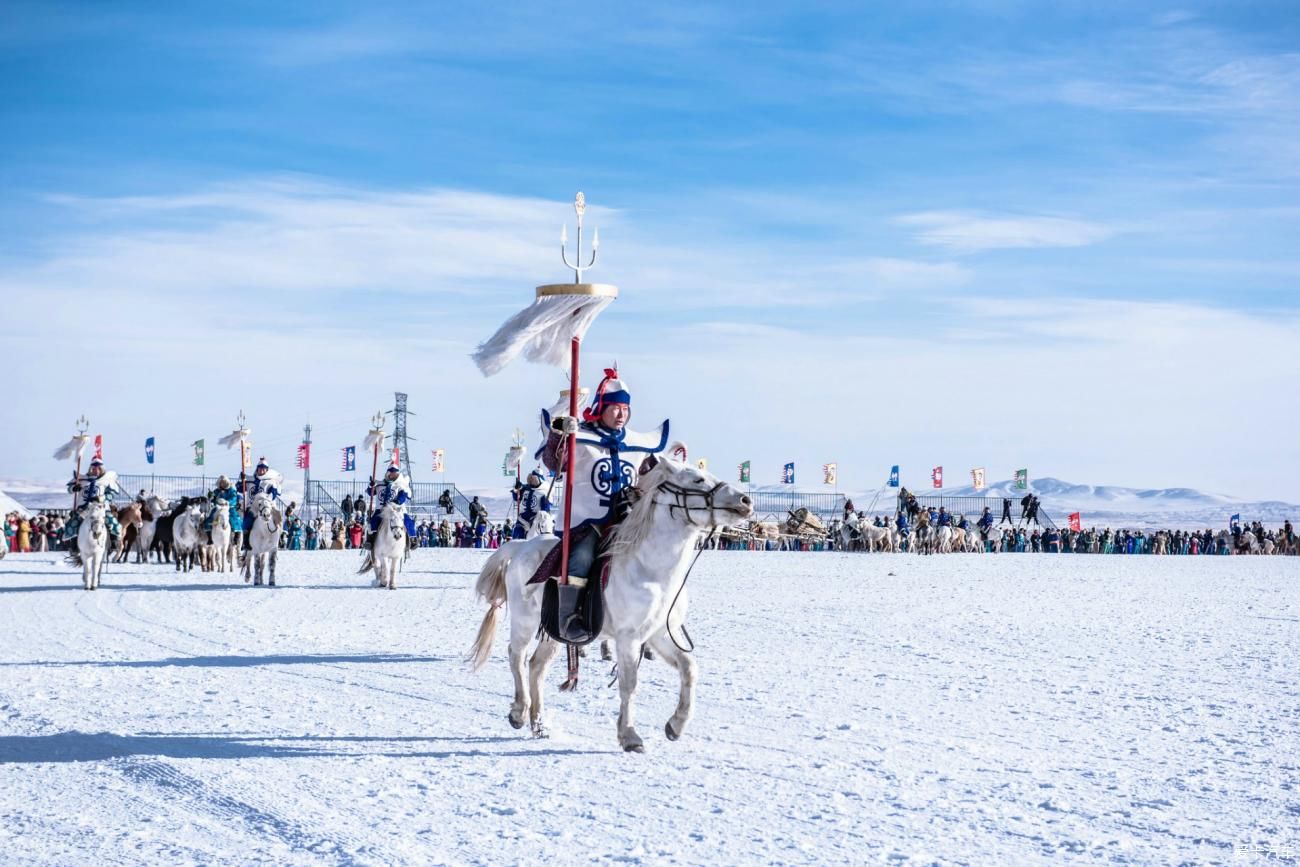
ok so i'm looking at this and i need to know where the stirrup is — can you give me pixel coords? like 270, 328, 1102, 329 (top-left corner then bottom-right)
540, 577, 604, 646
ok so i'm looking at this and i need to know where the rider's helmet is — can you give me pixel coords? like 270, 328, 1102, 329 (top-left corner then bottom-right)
583, 367, 631, 423
87, 458, 104, 477
386, 463, 400, 478
526, 470, 544, 488
255, 458, 269, 475
217, 475, 230, 489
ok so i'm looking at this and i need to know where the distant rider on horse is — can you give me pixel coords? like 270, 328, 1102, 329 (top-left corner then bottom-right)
205, 475, 243, 540
511, 469, 552, 539
542, 368, 670, 584
365, 463, 416, 549
63, 457, 121, 551
242, 458, 282, 548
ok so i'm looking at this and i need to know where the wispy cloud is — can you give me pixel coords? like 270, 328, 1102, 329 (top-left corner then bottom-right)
895, 211, 1114, 253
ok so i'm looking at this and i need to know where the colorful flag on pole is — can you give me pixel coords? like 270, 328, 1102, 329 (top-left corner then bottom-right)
502, 453, 513, 476
971, 467, 986, 491
823, 462, 837, 485
391, 447, 400, 466
738, 460, 750, 484
1230, 513, 1240, 526
888, 465, 899, 487
1015, 468, 1028, 490
92, 434, 103, 460
782, 462, 795, 485
696, 458, 708, 472
240, 440, 251, 471
932, 466, 943, 488
432, 449, 445, 473
145, 437, 155, 465
192, 439, 205, 466
295, 443, 310, 469
1068, 512, 1082, 532
341, 446, 356, 472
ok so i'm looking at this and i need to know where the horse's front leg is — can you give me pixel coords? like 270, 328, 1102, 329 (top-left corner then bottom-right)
268, 552, 276, 587
527, 637, 560, 737
648, 632, 697, 742
615, 638, 645, 753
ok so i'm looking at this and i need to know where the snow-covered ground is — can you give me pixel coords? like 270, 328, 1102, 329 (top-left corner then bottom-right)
1, 549, 1296, 865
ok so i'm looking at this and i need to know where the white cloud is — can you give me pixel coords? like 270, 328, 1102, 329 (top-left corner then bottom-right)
895, 211, 1114, 253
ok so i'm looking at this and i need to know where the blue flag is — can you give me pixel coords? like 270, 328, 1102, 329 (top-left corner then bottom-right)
341, 446, 356, 472
1230, 513, 1240, 525
888, 465, 899, 487
145, 437, 155, 464
782, 462, 795, 484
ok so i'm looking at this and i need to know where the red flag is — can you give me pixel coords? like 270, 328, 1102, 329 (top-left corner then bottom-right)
391, 447, 400, 466
932, 466, 943, 488
1068, 512, 1081, 532
295, 443, 310, 469
94, 434, 103, 460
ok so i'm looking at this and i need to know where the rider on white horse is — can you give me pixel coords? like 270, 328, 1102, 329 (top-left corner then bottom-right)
63, 458, 121, 551
242, 458, 282, 548
205, 475, 243, 540
365, 463, 415, 549
542, 368, 670, 584
511, 469, 552, 540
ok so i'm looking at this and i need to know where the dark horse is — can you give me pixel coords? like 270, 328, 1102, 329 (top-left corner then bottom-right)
150, 496, 206, 563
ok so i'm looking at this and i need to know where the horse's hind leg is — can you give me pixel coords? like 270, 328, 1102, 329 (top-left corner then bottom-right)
647, 631, 697, 742
527, 637, 560, 737
507, 640, 530, 730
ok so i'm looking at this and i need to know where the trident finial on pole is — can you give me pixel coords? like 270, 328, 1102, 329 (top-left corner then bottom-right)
561, 191, 599, 284
76, 414, 89, 435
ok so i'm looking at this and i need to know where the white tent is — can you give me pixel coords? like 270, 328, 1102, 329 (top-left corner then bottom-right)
0, 490, 31, 518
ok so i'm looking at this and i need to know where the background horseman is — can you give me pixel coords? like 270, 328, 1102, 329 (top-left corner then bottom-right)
511, 469, 552, 539
63, 457, 121, 553
366, 463, 415, 549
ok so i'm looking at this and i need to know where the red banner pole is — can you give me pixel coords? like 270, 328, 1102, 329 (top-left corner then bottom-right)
559, 336, 580, 586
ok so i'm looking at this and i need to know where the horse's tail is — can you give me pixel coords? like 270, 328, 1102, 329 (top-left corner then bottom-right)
356, 551, 374, 575
468, 546, 512, 672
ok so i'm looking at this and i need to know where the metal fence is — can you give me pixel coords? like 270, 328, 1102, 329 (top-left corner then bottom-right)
306, 480, 475, 521
749, 490, 847, 522
900, 493, 1059, 530
116, 474, 220, 501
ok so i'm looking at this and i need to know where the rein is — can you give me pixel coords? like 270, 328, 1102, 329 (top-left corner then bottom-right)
653, 481, 726, 527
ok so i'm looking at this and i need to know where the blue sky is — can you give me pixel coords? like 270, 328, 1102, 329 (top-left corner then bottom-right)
2, 1, 1298, 501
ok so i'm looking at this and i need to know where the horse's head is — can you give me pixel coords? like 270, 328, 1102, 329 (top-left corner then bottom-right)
252, 492, 276, 524
83, 501, 107, 531
610, 455, 753, 554
383, 500, 406, 538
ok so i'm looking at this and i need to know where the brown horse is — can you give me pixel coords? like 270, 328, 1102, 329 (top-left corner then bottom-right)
113, 502, 151, 563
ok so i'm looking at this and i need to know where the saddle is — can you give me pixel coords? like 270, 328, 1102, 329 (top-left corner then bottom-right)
528, 526, 610, 647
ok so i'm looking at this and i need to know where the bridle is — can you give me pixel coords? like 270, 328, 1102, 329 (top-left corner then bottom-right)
652, 480, 731, 527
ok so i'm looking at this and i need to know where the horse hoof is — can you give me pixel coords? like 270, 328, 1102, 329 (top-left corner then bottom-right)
623, 742, 645, 753
664, 721, 680, 741
531, 724, 550, 739
507, 712, 525, 730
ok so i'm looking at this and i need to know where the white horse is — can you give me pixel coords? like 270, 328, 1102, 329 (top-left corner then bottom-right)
172, 502, 205, 572
528, 509, 555, 539
242, 492, 281, 586
470, 456, 754, 751
206, 504, 233, 573
77, 502, 109, 590
363, 500, 408, 589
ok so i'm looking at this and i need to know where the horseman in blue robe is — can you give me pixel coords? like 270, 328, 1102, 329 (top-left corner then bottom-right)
365, 463, 416, 548
204, 475, 243, 537
542, 369, 670, 584
511, 469, 552, 539
62, 458, 121, 549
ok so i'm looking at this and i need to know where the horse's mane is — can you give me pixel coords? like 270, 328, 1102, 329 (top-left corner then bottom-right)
606, 460, 677, 558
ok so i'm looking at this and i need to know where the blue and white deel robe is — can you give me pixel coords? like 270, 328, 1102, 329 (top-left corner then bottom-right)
541, 410, 670, 531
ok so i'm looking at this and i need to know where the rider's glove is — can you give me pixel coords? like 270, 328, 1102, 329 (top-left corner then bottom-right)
550, 415, 578, 435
